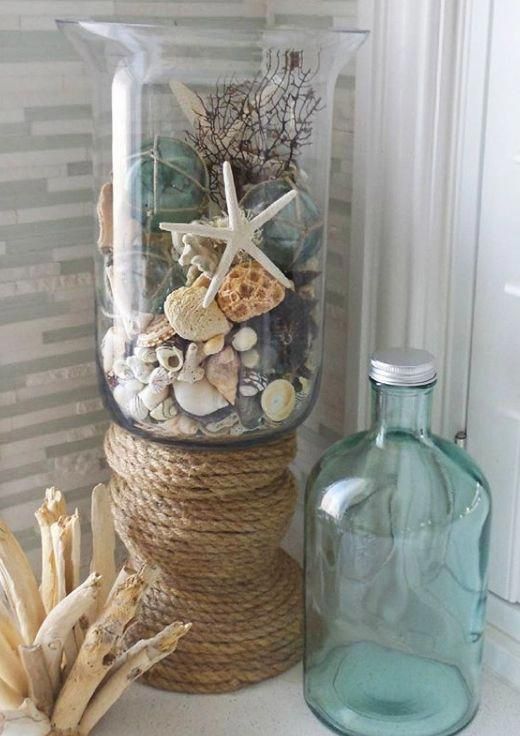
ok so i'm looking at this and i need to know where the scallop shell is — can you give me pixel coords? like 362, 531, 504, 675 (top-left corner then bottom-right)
173, 378, 228, 416
164, 286, 230, 342
127, 355, 154, 383
205, 346, 240, 404
148, 366, 172, 393
136, 315, 176, 348
150, 396, 178, 421
156, 344, 184, 373
261, 379, 296, 422
231, 327, 257, 352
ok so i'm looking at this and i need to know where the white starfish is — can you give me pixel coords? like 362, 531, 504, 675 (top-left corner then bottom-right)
160, 161, 296, 308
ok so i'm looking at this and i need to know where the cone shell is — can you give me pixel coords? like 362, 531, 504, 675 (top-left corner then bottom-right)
206, 346, 240, 405
164, 286, 230, 341
261, 379, 296, 422
217, 261, 285, 322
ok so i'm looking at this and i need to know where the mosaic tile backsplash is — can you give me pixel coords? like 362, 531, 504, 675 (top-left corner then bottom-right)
0, 0, 358, 566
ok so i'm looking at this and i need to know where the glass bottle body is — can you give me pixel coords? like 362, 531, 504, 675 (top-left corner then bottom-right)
304, 383, 491, 736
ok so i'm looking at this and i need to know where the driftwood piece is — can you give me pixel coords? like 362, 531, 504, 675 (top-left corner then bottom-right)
51, 570, 147, 732
90, 485, 116, 616
0, 698, 51, 735
0, 519, 45, 645
0, 629, 27, 698
36, 489, 67, 615
18, 646, 53, 718
34, 574, 101, 696
79, 621, 191, 735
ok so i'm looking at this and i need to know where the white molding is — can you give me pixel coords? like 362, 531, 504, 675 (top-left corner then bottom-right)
347, 0, 493, 436
485, 594, 520, 691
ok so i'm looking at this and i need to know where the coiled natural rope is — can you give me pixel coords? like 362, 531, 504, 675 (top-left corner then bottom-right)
104, 423, 303, 693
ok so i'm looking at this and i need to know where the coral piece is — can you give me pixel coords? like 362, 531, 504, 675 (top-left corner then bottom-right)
241, 179, 323, 271
136, 315, 176, 348
176, 343, 205, 384
217, 261, 285, 322
206, 346, 240, 405
171, 219, 227, 286
231, 326, 257, 352
0, 486, 190, 735
164, 286, 230, 342
160, 161, 295, 306
185, 50, 323, 203
261, 379, 296, 422
126, 136, 209, 229
173, 378, 228, 417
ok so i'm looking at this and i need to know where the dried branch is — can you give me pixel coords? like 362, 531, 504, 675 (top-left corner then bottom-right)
90, 484, 116, 616
186, 49, 323, 204
18, 645, 53, 717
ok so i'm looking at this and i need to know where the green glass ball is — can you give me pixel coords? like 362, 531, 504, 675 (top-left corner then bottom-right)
126, 137, 209, 230
241, 179, 323, 271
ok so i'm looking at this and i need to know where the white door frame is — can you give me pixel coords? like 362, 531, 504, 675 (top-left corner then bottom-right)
350, 0, 520, 690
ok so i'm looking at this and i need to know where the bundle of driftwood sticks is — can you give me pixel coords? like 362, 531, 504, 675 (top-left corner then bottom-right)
0, 485, 190, 736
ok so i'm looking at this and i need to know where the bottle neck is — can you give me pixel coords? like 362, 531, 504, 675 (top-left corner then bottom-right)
371, 382, 434, 437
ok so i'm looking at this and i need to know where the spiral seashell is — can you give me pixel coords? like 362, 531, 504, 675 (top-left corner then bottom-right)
134, 346, 158, 364
173, 378, 228, 416
126, 393, 149, 421
139, 384, 169, 412
148, 366, 172, 394
261, 379, 296, 422
157, 344, 184, 373
127, 355, 154, 383
238, 370, 268, 397
150, 396, 178, 421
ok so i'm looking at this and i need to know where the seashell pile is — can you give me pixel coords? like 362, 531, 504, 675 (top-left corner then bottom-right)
98, 119, 322, 440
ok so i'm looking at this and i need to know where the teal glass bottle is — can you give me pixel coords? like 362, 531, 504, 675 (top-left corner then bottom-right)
304, 348, 491, 736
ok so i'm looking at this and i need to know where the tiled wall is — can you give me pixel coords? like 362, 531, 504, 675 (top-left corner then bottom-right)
0, 0, 358, 563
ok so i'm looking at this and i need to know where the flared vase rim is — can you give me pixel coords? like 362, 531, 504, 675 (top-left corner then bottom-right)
55, 17, 368, 43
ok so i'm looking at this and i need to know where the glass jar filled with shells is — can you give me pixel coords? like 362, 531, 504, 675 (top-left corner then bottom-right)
61, 21, 367, 445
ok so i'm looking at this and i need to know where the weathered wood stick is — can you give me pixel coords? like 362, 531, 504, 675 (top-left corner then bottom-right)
18, 645, 54, 717
90, 484, 116, 615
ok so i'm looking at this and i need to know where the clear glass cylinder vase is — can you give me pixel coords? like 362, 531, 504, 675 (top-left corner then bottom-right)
58, 19, 366, 445
304, 349, 491, 736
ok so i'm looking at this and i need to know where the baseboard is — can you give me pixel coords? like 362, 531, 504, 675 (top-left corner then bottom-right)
484, 593, 520, 691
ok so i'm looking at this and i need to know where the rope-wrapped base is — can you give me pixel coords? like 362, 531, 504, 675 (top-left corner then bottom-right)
104, 424, 303, 694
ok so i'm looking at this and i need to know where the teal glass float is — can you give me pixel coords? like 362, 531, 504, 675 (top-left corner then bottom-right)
126, 137, 209, 230
304, 349, 491, 736
241, 178, 323, 272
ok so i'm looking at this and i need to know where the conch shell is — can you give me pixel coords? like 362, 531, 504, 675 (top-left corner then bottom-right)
206, 346, 240, 404
173, 378, 228, 416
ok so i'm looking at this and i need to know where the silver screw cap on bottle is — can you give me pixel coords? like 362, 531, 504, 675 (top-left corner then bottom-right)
369, 348, 437, 386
